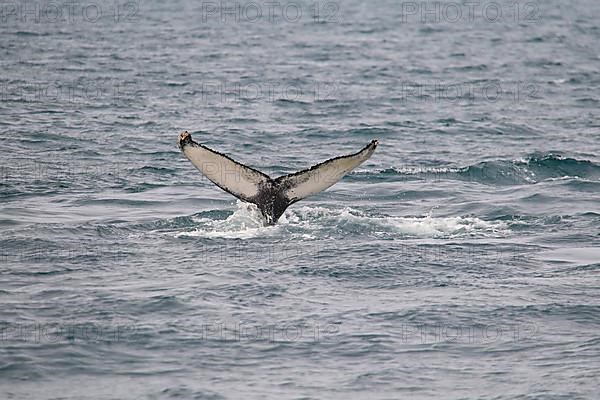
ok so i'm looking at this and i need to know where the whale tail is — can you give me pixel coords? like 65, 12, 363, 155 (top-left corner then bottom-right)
178, 131, 378, 225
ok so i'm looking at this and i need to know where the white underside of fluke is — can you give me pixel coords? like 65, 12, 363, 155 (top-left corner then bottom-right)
275, 141, 378, 203
181, 141, 270, 203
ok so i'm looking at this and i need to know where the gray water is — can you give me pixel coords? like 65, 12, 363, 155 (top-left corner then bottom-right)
1, 0, 599, 399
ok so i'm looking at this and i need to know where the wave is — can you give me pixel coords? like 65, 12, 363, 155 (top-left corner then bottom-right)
357, 153, 600, 185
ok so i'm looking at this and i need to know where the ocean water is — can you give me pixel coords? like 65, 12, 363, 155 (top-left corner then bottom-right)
1, 0, 599, 399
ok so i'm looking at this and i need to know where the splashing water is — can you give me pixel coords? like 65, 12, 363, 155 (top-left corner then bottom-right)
174, 201, 508, 240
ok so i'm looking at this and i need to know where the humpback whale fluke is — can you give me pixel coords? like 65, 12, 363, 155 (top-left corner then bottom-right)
178, 131, 378, 225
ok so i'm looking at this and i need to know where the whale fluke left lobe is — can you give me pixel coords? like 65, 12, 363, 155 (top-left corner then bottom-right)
178, 131, 271, 205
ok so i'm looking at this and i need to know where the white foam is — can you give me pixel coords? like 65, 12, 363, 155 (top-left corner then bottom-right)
322, 207, 507, 238
176, 201, 280, 239
283, 206, 508, 238
388, 215, 508, 237
543, 175, 595, 182
175, 202, 508, 240
354, 166, 462, 175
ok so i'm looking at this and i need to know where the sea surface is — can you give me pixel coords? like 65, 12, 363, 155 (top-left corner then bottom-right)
1, 0, 599, 399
